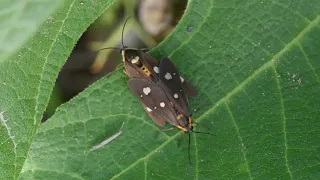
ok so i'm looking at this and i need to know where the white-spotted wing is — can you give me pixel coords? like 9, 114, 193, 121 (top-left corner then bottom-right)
128, 78, 178, 127
124, 49, 197, 96
159, 57, 191, 116
180, 77, 198, 97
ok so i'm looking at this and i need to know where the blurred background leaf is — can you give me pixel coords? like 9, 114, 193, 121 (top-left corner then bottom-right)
0, 0, 63, 62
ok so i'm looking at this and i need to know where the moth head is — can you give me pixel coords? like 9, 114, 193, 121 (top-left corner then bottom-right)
123, 49, 143, 66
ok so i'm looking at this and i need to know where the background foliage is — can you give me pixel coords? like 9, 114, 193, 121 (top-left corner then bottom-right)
1, 0, 320, 179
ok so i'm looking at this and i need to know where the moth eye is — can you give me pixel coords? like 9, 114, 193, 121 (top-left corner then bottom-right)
173, 73, 176, 75
146, 107, 152, 112
164, 72, 172, 80
154, 107, 157, 109
173, 93, 179, 99
179, 89, 182, 92
160, 102, 165, 107
143, 87, 151, 95
153, 66, 159, 73
140, 95, 143, 97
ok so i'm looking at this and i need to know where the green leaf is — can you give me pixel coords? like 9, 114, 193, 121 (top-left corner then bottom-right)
0, 0, 116, 179
21, 0, 320, 179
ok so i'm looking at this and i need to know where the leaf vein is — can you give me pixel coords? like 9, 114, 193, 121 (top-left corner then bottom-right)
271, 1, 312, 22
225, 104, 253, 180
109, 132, 181, 180
193, 133, 199, 180
23, 168, 85, 180
196, 14, 320, 124
0, 111, 17, 155
297, 41, 320, 83
272, 65, 293, 179
144, 159, 147, 180
33, 0, 76, 125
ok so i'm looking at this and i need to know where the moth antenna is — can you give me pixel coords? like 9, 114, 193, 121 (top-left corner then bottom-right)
193, 103, 211, 113
193, 122, 210, 130
97, 47, 121, 52
97, 17, 131, 52
122, 17, 132, 48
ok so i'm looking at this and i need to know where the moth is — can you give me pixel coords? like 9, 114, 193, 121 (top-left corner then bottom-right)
98, 17, 212, 162
99, 17, 197, 119
99, 18, 197, 96
128, 57, 212, 163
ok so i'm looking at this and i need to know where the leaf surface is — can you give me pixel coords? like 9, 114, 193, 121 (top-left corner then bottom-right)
21, 0, 320, 179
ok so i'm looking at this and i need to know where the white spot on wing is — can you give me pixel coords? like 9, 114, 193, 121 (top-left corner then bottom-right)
143, 87, 151, 95
160, 102, 165, 107
146, 107, 152, 112
174, 93, 178, 98
180, 76, 184, 83
164, 73, 172, 80
153, 66, 159, 73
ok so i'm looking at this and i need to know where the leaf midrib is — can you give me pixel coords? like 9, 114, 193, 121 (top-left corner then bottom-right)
33, 0, 76, 126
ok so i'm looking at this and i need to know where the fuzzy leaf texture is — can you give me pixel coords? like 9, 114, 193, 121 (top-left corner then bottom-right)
19, 0, 320, 180
0, 0, 116, 180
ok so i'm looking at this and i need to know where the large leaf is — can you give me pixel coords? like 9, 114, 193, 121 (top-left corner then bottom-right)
21, 0, 320, 179
0, 0, 116, 179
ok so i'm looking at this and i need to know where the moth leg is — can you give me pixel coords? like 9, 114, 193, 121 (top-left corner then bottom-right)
161, 127, 175, 132
193, 122, 210, 130
123, 69, 127, 75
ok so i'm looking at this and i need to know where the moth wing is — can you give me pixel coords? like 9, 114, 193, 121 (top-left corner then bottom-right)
181, 77, 198, 96
159, 57, 191, 116
139, 51, 197, 96
139, 50, 159, 69
128, 78, 178, 126
141, 103, 165, 126
124, 61, 143, 78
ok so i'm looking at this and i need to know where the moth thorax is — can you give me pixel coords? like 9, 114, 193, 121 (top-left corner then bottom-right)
176, 114, 191, 132
141, 65, 151, 76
